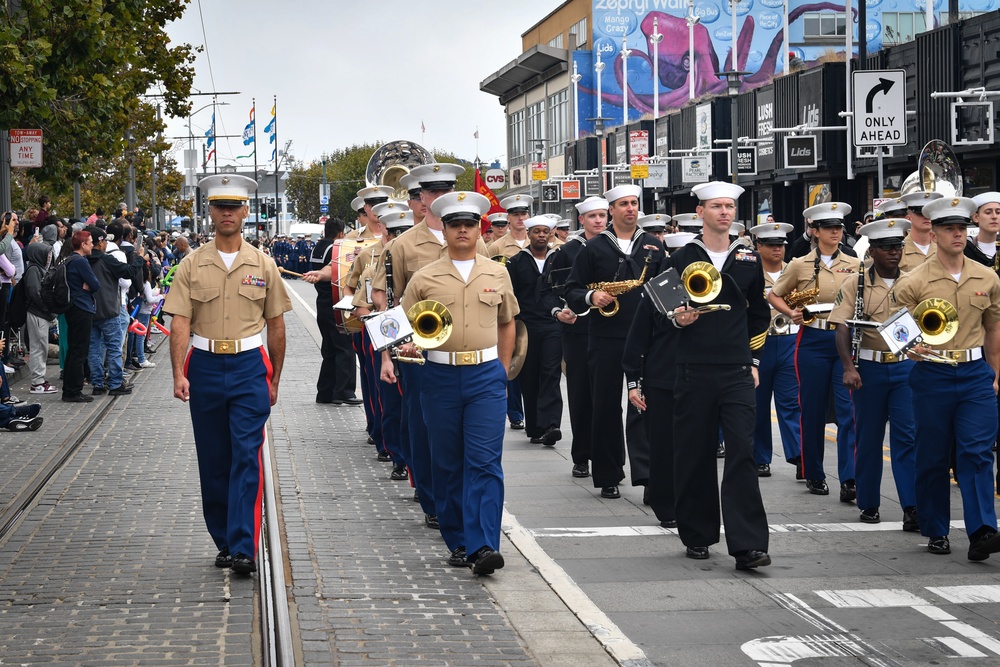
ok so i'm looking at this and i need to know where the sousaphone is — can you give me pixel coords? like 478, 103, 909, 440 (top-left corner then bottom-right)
366, 140, 434, 200
899, 140, 963, 198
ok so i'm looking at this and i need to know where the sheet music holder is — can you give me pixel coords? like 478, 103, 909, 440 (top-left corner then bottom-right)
643, 267, 688, 316
363, 305, 415, 352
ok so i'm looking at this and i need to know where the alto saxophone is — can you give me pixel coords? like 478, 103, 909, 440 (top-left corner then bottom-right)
784, 286, 820, 324
588, 255, 652, 317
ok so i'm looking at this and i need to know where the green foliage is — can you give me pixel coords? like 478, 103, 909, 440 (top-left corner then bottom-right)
0, 0, 195, 193
285, 143, 477, 225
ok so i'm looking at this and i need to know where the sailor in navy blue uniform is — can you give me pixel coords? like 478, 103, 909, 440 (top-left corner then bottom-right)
667, 181, 771, 570
830, 218, 918, 529
165, 174, 292, 575
895, 196, 1000, 561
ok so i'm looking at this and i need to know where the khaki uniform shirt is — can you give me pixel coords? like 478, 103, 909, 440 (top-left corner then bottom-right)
898, 236, 936, 274
549, 237, 565, 249
894, 254, 1000, 350
401, 255, 519, 353
164, 239, 292, 340
345, 223, 377, 240
772, 248, 861, 305
372, 223, 488, 296
486, 232, 528, 259
351, 244, 385, 309
344, 241, 384, 295
829, 267, 901, 352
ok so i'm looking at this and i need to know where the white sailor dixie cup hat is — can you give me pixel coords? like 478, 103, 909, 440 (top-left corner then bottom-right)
524, 215, 556, 229
487, 212, 509, 225
675, 213, 704, 230
500, 193, 533, 213
411, 163, 466, 192
357, 185, 394, 204
638, 213, 671, 231
804, 201, 851, 227
749, 222, 793, 244
371, 201, 408, 220
729, 222, 745, 235
575, 196, 608, 214
858, 218, 910, 245
875, 197, 907, 218
972, 191, 1000, 210
692, 181, 745, 202
900, 190, 943, 209
603, 184, 642, 203
350, 196, 365, 212
923, 196, 977, 225
399, 174, 422, 197
200, 174, 257, 206
382, 210, 415, 231
662, 232, 697, 248
430, 191, 490, 223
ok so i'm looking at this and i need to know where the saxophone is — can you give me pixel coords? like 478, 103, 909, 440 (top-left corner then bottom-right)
587, 254, 652, 317
784, 283, 820, 324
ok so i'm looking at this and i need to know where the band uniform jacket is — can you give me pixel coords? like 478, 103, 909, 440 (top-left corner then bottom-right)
540, 235, 591, 335
897, 235, 936, 274
371, 223, 489, 297
828, 265, 902, 352
506, 247, 560, 334
622, 294, 679, 390
964, 237, 1000, 275
666, 237, 770, 365
564, 229, 665, 339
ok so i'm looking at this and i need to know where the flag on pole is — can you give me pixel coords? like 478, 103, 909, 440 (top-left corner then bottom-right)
242, 106, 255, 146
204, 147, 216, 167
474, 129, 479, 139
236, 149, 255, 159
205, 112, 215, 148
421, 120, 426, 133
270, 146, 276, 162
474, 169, 503, 213
264, 105, 276, 135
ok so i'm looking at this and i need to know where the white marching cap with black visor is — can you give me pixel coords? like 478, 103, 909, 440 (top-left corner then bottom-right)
430, 191, 490, 223
749, 222, 793, 244
200, 174, 257, 207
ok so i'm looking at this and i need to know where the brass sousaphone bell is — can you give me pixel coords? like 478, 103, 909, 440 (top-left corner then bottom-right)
365, 140, 434, 200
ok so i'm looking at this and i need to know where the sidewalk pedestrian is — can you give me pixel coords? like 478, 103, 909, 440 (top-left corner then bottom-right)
22, 242, 58, 394
62, 230, 100, 403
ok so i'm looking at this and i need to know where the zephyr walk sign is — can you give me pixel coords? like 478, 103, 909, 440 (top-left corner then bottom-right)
852, 70, 907, 147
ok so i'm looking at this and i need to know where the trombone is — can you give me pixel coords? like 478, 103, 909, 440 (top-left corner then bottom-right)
391, 300, 454, 365
666, 262, 731, 319
910, 298, 959, 366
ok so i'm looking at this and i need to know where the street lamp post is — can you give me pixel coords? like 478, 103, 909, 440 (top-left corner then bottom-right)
717, 70, 750, 185
571, 61, 582, 141
686, 2, 701, 102
621, 36, 632, 126
650, 17, 663, 118
595, 50, 605, 121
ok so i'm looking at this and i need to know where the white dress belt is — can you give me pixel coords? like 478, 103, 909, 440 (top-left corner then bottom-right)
425, 346, 499, 366
191, 333, 263, 354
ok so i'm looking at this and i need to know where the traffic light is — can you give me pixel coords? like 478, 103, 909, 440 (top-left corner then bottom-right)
260, 199, 269, 220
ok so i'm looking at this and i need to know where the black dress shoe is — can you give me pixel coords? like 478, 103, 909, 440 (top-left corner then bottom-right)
108, 385, 132, 396
735, 550, 771, 570
756, 463, 771, 477
859, 508, 880, 524
642, 485, 651, 505
448, 547, 469, 567
509, 420, 525, 430
902, 506, 919, 532
390, 465, 408, 481
806, 479, 829, 495
660, 519, 678, 528
424, 514, 439, 529
232, 553, 257, 574
571, 463, 590, 478
789, 457, 805, 480
340, 395, 363, 406
91, 386, 107, 395
968, 530, 1000, 561
62, 394, 94, 403
315, 396, 335, 404
366, 435, 375, 445
413, 490, 420, 502
839, 480, 857, 503
600, 486, 620, 499
541, 427, 562, 446
686, 546, 709, 560
471, 547, 505, 575
215, 548, 232, 568
928, 536, 951, 555
376, 451, 392, 462
529, 435, 544, 444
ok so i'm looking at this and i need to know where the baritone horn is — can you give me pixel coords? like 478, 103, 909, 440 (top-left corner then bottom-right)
391, 300, 453, 365
665, 261, 731, 319
769, 312, 791, 335
912, 297, 959, 365
366, 140, 434, 200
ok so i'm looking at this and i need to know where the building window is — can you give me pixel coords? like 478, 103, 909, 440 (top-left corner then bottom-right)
527, 101, 546, 158
548, 89, 569, 157
548, 33, 563, 49
572, 18, 588, 48
508, 109, 525, 167
802, 12, 846, 39
882, 12, 927, 45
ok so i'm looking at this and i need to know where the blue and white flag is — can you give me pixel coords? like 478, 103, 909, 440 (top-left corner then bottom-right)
270, 146, 276, 162
205, 112, 215, 148
242, 107, 255, 146
264, 104, 275, 135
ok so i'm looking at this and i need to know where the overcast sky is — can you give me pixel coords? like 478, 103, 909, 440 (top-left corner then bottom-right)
161, 0, 552, 171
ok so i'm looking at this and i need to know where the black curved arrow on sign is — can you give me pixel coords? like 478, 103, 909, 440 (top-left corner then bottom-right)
865, 78, 895, 113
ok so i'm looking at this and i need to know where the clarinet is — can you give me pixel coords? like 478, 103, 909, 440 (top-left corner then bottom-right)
850, 265, 865, 368
383, 248, 395, 309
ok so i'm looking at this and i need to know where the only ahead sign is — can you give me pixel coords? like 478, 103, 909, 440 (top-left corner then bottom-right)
852, 69, 907, 147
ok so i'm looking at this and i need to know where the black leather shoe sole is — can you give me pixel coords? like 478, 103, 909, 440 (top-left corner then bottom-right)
541, 428, 562, 446
472, 550, 505, 575
686, 546, 709, 560
600, 486, 620, 499
806, 480, 830, 495
232, 554, 256, 574
968, 531, 1000, 561
735, 551, 771, 570
529, 436, 544, 444
660, 519, 678, 528
571, 464, 590, 478
341, 398, 363, 406
6, 416, 42, 431
62, 394, 94, 403
91, 387, 107, 395
215, 549, 232, 568
859, 509, 880, 524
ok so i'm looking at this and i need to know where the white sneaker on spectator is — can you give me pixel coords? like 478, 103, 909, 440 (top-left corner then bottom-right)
30, 382, 59, 394
2, 395, 26, 405
4, 364, 14, 375
139, 360, 156, 368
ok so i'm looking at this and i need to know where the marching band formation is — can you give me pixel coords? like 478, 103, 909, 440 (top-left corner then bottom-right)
301, 141, 1000, 574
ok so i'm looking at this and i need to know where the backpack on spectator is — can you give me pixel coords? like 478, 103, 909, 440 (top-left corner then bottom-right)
41, 256, 75, 315
6, 278, 28, 328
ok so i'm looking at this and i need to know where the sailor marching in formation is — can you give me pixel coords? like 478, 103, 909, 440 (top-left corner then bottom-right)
297, 155, 1000, 573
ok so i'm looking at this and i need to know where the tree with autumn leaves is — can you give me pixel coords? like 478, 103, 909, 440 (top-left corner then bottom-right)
0, 0, 195, 220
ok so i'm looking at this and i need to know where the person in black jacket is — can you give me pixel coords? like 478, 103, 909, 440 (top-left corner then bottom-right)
22, 243, 57, 394
506, 216, 563, 447
667, 181, 771, 571
565, 185, 664, 500
63, 230, 101, 403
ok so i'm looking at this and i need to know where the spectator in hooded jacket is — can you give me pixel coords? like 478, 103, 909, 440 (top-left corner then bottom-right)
22, 242, 58, 394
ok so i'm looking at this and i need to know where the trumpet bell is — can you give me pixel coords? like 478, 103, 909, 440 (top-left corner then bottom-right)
913, 297, 959, 345
770, 313, 791, 335
681, 261, 722, 303
406, 299, 453, 349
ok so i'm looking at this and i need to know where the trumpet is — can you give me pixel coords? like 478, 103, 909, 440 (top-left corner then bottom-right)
665, 261, 731, 320
391, 300, 454, 365
911, 297, 959, 366
588, 255, 652, 317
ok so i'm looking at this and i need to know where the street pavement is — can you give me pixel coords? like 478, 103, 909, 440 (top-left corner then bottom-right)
1, 276, 998, 666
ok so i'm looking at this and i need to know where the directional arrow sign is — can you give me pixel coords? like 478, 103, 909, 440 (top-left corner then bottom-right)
853, 70, 907, 147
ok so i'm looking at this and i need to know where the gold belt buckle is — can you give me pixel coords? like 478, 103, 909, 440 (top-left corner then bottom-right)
948, 350, 964, 362
213, 339, 238, 354
456, 351, 477, 365
883, 352, 897, 363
